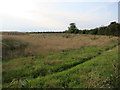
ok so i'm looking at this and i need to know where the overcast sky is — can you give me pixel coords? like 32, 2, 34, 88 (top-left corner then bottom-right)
0, 0, 119, 32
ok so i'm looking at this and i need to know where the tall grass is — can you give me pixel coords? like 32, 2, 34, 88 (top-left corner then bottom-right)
2, 38, 29, 60
2, 34, 118, 60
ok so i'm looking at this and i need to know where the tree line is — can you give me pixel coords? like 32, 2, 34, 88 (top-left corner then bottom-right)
64, 22, 120, 36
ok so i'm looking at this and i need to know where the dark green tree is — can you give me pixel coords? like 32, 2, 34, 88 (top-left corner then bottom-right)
64, 21, 120, 36
67, 23, 79, 33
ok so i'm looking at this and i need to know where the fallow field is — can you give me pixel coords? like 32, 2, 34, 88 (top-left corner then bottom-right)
2, 33, 119, 88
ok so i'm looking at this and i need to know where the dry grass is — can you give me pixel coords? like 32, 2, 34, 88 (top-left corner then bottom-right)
2, 33, 118, 57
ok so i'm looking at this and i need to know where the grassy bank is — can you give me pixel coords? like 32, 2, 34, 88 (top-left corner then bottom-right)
2, 34, 119, 88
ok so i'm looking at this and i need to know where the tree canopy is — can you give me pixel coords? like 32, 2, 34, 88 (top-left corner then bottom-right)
65, 23, 79, 34
65, 22, 120, 36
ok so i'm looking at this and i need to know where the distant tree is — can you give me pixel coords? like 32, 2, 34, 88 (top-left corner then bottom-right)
82, 30, 87, 34
110, 21, 116, 25
78, 30, 82, 34
107, 22, 120, 36
66, 23, 79, 33
89, 28, 98, 35
64, 21, 120, 36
